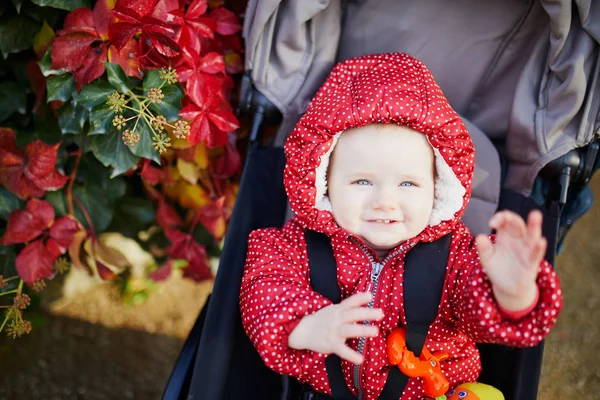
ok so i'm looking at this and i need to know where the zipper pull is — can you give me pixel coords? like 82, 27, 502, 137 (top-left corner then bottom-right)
370, 262, 383, 283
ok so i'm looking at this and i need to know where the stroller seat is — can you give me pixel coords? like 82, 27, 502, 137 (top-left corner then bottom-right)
162, 1, 600, 399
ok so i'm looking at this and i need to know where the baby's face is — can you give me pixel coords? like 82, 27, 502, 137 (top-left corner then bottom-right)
327, 124, 435, 257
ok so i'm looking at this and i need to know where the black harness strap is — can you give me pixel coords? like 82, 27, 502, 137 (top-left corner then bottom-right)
305, 230, 451, 400
306, 230, 356, 400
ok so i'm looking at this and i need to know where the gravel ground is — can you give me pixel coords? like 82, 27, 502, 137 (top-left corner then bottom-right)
0, 177, 599, 400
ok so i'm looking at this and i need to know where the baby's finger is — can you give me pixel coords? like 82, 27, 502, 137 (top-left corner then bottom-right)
342, 307, 384, 323
476, 234, 494, 268
526, 210, 543, 240
339, 323, 378, 339
340, 292, 372, 309
492, 210, 527, 237
334, 343, 364, 365
529, 237, 547, 267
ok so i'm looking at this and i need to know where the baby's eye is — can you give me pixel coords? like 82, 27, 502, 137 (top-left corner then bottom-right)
399, 181, 415, 187
353, 179, 371, 186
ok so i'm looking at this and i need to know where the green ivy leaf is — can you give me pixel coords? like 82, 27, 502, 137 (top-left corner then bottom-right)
108, 197, 155, 238
47, 73, 75, 102
92, 132, 140, 177
131, 117, 160, 164
38, 47, 66, 77
0, 81, 27, 122
44, 189, 68, 217
77, 81, 116, 111
30, 0, 90, 11
142, 69, 163, 89
10, 0, 25, 13
0, 187, 22, 221
105, 62, 132, 94
0, 14, 40, 59
143, 70, 183, 121
88, 103, 115, 135
149, 85, 183, 122
0, 245, 17, 282
104, 177, 127, 204
57, 102, 88, 134
72, 184, 113, 232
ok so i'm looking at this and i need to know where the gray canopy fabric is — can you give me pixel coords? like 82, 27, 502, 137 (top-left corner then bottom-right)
242, 0, 600, 230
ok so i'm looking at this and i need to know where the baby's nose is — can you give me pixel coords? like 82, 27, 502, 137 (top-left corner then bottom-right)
372, 190, 399, 211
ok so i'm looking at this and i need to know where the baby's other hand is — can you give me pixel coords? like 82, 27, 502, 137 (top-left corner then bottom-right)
476, 210, 546, 311
288, 292, 383, 365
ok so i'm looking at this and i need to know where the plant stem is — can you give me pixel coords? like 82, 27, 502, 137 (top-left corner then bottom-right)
73, 196, 96, 239
0, 290, 17, 297
0, 307, 13, 333
2, 275, 19, 283
66, 148, 83, 216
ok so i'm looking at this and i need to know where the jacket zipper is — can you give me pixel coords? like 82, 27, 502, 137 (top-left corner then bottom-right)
351, 241, 414, 400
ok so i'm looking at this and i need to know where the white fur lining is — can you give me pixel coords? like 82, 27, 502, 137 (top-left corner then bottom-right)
314, 132, 342, 212
314, 136, 466, 227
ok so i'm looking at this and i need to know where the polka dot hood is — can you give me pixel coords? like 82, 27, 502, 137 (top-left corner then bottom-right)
284, 53, 474, 242
240, 53, 562, 400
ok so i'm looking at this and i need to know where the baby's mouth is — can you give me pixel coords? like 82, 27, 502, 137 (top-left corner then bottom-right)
368, 219, 398, 224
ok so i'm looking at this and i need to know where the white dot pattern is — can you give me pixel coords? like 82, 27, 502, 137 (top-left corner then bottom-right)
239, 53, 563, 400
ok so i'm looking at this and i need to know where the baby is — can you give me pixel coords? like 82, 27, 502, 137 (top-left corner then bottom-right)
240, 53, 562, 400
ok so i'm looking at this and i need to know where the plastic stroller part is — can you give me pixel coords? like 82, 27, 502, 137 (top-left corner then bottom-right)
161, 295, 211, 400
541, 135, 600, 206
238, 72, 282, 142
388, 327, 450, 399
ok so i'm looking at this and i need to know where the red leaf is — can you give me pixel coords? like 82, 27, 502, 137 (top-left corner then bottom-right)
198, 52, 224, 74
186, 72, 222, 107
187, 113, 211, 146
0, 128, 25, 165
213, 140, 241, 178
24, 141, 69, 191
1, 199, 55, 245
0, 132, 68, 199
48, 216, 80, 254
197, 197, 226, 241
165, 230, 211, 281
209, 8, 240, 36
72, 44, 109, 89
16, 239, 57, 285
60, 8, 95, 33
140, 159, 165, 184
151, 0, 183, 21
97, 260, 118, 280
207, 109, 239, 133
146, 30, 181, 57
112, 4, 143, 23
156, 199, 182, 230
26, 198, 55, 227
149, 261, 172, 281
108, 21, 140, 50
142, 16, 176, 35
51, 32, 100, 72
115, 0, 158, 18
186, 0, 208, 19
137, 34, 171, 68
108, 38, 139, 77
93, 0, 116, 39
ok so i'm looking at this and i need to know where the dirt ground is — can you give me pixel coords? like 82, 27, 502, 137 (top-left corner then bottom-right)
0, 177, 599, 400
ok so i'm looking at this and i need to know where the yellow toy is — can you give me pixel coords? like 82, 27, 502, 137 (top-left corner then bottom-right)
446, 382, 505, 400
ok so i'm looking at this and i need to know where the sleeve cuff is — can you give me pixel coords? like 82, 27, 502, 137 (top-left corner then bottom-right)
497, 286, 540, 320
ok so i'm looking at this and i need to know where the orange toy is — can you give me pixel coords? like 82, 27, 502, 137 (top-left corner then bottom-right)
387, 327, 450, 399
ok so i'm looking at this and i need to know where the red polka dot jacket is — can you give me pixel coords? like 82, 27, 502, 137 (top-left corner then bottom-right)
239, 53, 563, 400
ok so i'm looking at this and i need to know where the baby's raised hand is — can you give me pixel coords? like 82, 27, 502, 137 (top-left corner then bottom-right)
288, 292, 383, 365
476, 210, 546, 311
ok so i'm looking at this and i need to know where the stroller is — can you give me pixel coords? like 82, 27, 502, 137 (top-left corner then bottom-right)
162, 1, 600, 399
